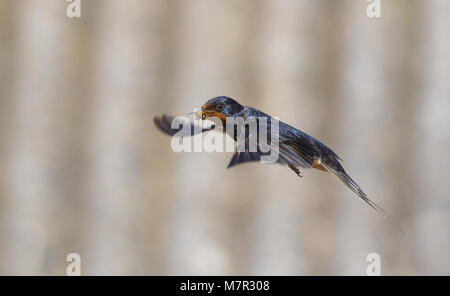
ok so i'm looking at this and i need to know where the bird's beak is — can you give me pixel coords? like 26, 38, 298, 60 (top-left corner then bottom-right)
197, 104, 219, 120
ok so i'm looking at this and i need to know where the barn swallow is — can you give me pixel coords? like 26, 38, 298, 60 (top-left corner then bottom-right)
154, 96, 385, 216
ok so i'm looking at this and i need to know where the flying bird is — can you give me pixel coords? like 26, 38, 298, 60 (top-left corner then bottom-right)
154, 96, 385, 216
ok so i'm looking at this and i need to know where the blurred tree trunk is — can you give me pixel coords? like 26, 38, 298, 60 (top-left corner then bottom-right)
380, 0, 425, 275
1, 0, 91, 274
336, 0, 425, 275
416, 0, 450, 275
0, 0, 15, 274
84, 0, 172, 275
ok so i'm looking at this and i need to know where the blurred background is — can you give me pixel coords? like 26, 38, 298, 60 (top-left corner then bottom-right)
0, 0, 449, 275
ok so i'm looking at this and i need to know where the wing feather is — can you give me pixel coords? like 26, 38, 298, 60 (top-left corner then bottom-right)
154, 114, 215, 137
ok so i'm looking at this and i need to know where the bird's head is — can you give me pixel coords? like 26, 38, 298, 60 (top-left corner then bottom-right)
197, 96, 244, 120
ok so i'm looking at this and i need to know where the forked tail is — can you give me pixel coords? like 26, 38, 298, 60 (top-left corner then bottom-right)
321, 155, 386, 217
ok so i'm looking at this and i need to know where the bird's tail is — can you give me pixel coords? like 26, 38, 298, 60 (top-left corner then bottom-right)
321, 155, 386, 217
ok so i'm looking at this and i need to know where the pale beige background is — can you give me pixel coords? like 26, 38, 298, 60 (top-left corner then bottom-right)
0, 0, 449, 275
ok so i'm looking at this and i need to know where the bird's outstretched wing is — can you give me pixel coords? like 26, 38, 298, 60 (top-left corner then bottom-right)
227, 139, 312, 171
227, 138, 314, 173
153, 114, 215, 136
226, 109, 314, 170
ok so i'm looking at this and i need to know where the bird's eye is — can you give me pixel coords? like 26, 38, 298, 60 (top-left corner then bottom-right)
216, 103, 224, 111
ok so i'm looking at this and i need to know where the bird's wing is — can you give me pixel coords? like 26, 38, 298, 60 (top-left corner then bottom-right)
227, 139, 313, 169
227, 114, 313, 169
227, 136, 262, 168
154, 114, 215, 136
